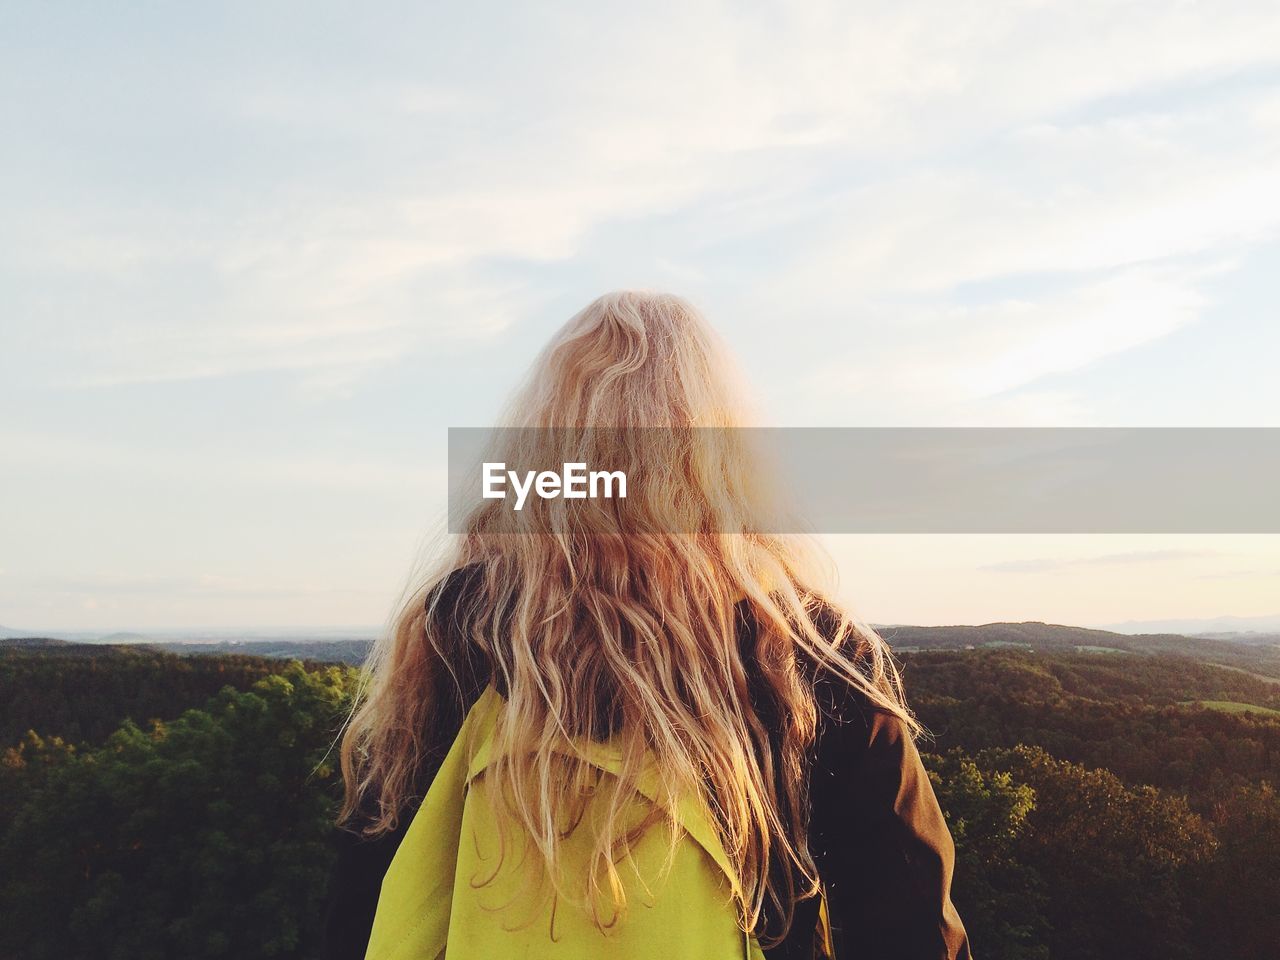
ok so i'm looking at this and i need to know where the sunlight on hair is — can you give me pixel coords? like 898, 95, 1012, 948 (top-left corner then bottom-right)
338, 291, 917, 946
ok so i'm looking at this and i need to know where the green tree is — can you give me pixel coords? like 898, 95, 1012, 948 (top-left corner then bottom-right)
980, 745, 1216, 960
0, 662, 356, 960
925, 749, 1049, 960
1189, 782, 1280, 960
0, 729, 76, 825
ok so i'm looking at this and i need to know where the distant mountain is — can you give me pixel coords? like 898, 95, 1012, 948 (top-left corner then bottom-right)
878, 621, 1130, 649
0, 624, 152, 643
1194, 630, 1280, 644
151, 639, 374, 666
0, 624, 379, 644
1102, 613, 1280, 635
151, 627, 378, 644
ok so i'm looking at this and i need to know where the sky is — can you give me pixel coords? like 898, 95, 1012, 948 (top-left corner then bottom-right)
2, 1, 1279, 633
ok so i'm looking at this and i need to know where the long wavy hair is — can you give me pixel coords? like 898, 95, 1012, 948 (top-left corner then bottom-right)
338, 290, 916, 945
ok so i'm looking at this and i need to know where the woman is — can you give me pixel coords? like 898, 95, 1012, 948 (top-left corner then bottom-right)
323, 291, 970, 960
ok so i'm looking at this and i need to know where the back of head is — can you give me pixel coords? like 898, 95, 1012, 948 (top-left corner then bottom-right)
340, 290, 915, 946
510, 290, 741, 429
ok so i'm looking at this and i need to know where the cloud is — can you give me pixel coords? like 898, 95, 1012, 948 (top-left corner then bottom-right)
8, 1, 1280, 399
743, 74, 1280, 422
5, 2, 1280, 627
782, 260, 1220, 424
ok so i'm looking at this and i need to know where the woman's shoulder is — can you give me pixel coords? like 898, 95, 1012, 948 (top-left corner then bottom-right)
796, 596, 915, 744
737, 592, 904, 742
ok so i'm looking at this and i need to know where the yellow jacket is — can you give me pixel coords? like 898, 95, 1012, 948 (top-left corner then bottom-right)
364, 686, 768, 960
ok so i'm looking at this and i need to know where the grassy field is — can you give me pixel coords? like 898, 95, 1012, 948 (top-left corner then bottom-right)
1185, 699, 1280, 717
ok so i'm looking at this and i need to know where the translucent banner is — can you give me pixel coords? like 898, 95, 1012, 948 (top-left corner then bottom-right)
447, 428, 1280, 534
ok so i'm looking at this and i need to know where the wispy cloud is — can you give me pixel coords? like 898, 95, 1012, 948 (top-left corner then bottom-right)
8, 3, 1279, 398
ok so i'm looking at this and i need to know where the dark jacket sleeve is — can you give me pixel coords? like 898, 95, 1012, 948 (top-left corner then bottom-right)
810, 694, 971, 960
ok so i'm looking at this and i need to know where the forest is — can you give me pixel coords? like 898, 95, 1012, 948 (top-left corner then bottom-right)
1, 630, 1278, 960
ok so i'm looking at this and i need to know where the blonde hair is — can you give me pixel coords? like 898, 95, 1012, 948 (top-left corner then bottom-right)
338, 291, 915, 945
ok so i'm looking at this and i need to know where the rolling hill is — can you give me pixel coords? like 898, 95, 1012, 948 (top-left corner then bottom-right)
877, 621, 1280, 679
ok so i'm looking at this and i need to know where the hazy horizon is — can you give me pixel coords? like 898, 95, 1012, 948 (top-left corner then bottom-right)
7, 610, 1280, 640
